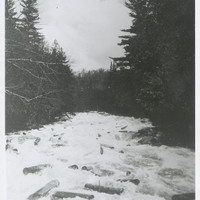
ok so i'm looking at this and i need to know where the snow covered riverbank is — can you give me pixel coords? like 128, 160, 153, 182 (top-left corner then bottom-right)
6, 112, 195, 200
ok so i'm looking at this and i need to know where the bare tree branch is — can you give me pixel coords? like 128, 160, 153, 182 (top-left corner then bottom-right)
6, 89, 67, 103
7, 60, 49, 81
7, 58, 68, 65
38, 64, 56, 85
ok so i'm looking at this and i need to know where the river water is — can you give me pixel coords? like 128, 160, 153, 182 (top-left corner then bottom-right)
6, 112, 195, 200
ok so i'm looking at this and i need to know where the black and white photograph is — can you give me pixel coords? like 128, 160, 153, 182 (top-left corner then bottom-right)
1, 0, 198, 199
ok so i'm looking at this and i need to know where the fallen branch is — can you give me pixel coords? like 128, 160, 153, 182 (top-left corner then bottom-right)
51, 191, 94, 199
28, 180, 60, 200
84, 184, 124, 195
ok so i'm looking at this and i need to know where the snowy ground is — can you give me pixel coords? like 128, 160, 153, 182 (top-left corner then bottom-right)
6, 112, 195, 200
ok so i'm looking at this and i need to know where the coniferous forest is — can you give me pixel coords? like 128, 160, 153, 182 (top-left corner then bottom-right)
5, 0, 195, 148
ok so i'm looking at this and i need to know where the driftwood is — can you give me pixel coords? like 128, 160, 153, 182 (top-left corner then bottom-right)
23, 164, 52, 175
28, 179, 60, 200
34, 137, 41, 145
172, 193, 195, 200
117, 179, 140, 185
52, 191, 94, 199
101, 144, 114, 149
84, 184, 124, 195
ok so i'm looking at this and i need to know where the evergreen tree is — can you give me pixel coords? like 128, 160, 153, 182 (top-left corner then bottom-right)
20, 0, 43, 45
5, 0, 17, 34
116, 0, 195, 146
5, 2, 75, 132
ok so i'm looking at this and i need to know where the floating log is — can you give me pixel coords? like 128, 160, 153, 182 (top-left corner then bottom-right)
68, 164, 79, 170
121, 126, 127, 130
100, 146, 104, 155
23, 164, 52, 175
172, 193, 195, 200
28, 179, 60, 200
90, 169, 114, 177
117, 179, 140, 185
126, 171, 131, 176
158, 168, 184, 178
90, 171, 101, 177
127, 131, 136, 134
55, 144, 65, 147
84, 184, 124, 195
81, 166, 93, 171
101, 144, 114, 149
52, 191, 94, 199
13, 148, 18, 152
5, 144, 11, 150
34, 137, 41, 145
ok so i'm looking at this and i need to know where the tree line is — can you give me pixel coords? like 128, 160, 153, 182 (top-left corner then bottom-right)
5, 0, 75, 131
117, 0, 195, 147
5, 0, 195, 147
75, 0, 195, 147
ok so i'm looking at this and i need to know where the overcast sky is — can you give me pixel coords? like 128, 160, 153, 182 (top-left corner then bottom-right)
37, 0, 131, 72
